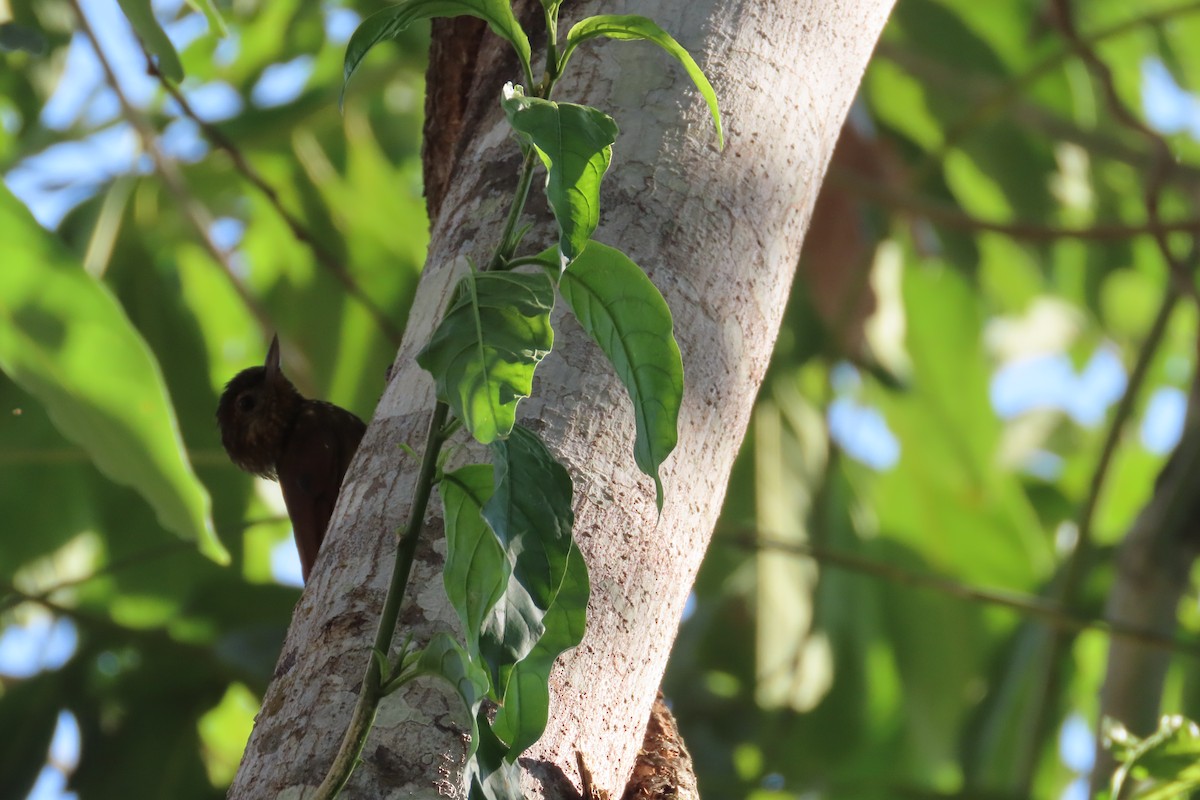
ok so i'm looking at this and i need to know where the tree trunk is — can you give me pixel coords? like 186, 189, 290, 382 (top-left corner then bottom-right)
1090, 383, 1200, 795
229, 0, 896, 797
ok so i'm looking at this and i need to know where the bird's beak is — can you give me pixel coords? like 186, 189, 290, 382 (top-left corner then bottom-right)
265, 334, 281, 378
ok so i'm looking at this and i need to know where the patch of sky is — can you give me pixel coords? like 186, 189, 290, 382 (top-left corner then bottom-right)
160, 118, 208, 161
1057, 713, 1094, 800
28, 711, 81, 800
827, 362, 901, 471
1142, 58, 1200, 138
251, 56, 315, 108
1141, 387, 1186, 454
39, 33, 102, 130
681, 592, 697, 621
0, 616, 78, 679
5, 124, 140, 227
162, 6, 209, 51
210, 217, 246, 251
990, 347, 1126, 426
1023, 450, 1064, 481
173, 81, 244, 122
1, 105, 21, 134
324, 4, 362, 44
271, 539, 305, 588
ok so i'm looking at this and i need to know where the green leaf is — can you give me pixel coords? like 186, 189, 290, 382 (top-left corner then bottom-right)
501, 85, 618, 263
410, 633, 491, 718
492, 539, 588, 757
558, 241, 683, 510
562, 14, 723, 148
484, 425, 575, 613
116, 0, 184, 82
475, 427, 573, 692
417, 271, 554, 444
441, 465, 509, 657
467, 712, 526, 800
0, 186, 227, 563
344, 0, 531, 96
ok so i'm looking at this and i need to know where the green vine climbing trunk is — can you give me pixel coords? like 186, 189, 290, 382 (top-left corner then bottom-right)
228, 0, 896, 797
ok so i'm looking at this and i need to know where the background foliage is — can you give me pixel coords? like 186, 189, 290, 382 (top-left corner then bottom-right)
2, 1, 1199, 799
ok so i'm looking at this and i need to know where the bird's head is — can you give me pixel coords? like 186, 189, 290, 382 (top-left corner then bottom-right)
216, 335, 303, 478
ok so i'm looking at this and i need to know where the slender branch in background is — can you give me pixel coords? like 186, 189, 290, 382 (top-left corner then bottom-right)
1015, 1, 1200, 793
832, 167, 1200, 242
147, 56, 404, 347
0, 542, 196, 613
735, 535, 1200, 659
914, 0, 1200, 183
65, 0, 277, 346
1049, 0, 1199, 302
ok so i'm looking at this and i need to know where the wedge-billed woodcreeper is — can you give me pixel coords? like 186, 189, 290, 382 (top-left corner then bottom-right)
216, 336, 366, 582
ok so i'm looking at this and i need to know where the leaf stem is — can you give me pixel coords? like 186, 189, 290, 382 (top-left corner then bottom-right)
489, 147, 539, 270
314, 401, 451, 799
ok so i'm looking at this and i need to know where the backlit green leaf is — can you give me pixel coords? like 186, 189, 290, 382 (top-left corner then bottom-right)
501, 85, 618, 263
0, 186, 226, 563
417, 271, 554, 444
344, 0, 531, 96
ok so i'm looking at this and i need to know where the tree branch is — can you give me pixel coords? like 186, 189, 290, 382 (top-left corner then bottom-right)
147, 57, 404, 347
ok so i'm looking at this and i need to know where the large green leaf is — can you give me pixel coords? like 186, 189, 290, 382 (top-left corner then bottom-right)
116, 0, 184, 82
562, 14, 723, 148
477, 426, 574, 692
441, 464, 509, 658
344, 0, 531, 95
0, 186, 226, 564
417, 271, 554, 444
558, 241, 683, 510
492, 539, 588, 757
501, 85, 618, 263
483, 425, 575, 614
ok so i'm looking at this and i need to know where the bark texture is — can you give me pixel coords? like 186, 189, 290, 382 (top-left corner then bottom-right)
1090, 384, 1200, 794
229, 0, 896, 797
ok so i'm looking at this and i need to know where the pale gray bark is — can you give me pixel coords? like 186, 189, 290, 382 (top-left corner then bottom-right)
229, 0, 896, 797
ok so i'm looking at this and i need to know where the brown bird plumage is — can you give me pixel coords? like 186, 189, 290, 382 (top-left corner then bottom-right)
216, 336, 366, 582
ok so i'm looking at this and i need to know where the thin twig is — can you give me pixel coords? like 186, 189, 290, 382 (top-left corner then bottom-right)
1050, 0, 1199, 303
148, 57, 404, 347
67, 0, 276, 342
832, 167, 1200, 243
736, 535, 1200, 659
921, 0, 1200, 185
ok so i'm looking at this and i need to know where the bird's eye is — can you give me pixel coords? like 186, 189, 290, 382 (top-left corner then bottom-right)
238, 393, 256, 412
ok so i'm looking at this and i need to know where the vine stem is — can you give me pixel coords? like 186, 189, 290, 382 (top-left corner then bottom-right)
489, 147, 540, 270
314, 82, 549, 795
313, 402, 450, 799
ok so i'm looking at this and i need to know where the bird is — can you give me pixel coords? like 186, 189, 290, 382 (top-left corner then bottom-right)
216, 335, 367, 582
